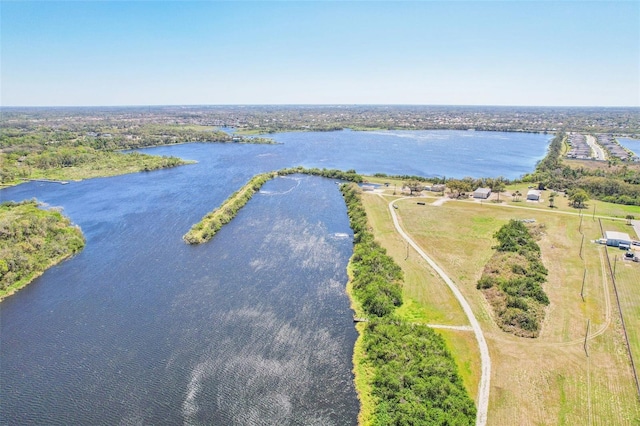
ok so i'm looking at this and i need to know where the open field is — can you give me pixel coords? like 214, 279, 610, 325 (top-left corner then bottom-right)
502, 184, 640, 219
364, 174, 640, 220
360, 189, 640, 424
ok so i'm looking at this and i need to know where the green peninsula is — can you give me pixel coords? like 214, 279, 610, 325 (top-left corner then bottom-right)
0, 200, 85, 300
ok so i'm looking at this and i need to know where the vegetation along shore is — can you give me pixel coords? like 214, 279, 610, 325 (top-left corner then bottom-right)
0, 200, 85, 300
183, 167, 363, 244
3, 107, 640, 423
341, 183, 477, 424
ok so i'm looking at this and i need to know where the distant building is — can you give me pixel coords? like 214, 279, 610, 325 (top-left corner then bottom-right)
429, 184, 446, 192
473, 187, 491, 199
605, 231, 632, 248
527, 189, 541, 201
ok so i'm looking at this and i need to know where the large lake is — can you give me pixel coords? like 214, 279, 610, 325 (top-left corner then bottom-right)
0, 130, 550, 424
617, 137, 640, 158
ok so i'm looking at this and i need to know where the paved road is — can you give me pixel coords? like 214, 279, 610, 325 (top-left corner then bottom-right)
387, 197, 491, 426
631, 220, 640, 242
585, 135, 607, 161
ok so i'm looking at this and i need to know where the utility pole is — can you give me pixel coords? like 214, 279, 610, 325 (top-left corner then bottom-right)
579, 214, 583, 234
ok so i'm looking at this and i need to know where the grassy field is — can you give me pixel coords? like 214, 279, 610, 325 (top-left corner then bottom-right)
607, 245, 640, 402
359, 188, 640, 424
501, 183, 640, 219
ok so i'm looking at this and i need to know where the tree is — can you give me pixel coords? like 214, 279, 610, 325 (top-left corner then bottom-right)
492, 180, 506, 203
447, 179, 472, 198
512, 190, 522, 202
403, 180, 424, 196
626, 214, 635, 225
548, 192, 556, 208
569, 189, 589, 208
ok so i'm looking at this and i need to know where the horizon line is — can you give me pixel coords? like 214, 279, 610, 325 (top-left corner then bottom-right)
2, 103, 640, 109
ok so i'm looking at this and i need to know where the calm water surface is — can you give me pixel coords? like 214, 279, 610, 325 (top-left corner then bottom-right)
617, 137, 640, 157
0, 130, 550, 424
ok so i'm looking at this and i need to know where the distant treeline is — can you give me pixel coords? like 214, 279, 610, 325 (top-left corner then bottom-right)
341, 183, 476, 424
0, 200, 85, 299
477, 219, 548, 337
3, 106, 639, 145
524, 132, 640, 206
373, 172, 445, 183
0, 146, 188, 185
1, 122, 274, 152
0, 121, 274, 185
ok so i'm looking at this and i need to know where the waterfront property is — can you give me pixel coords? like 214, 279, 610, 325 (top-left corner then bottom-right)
473, 187, 491, 199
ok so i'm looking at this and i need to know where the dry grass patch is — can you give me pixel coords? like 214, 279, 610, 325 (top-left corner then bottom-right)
361, 193, 469, 326
608, 249, 640, 395
387, 199, 640, 423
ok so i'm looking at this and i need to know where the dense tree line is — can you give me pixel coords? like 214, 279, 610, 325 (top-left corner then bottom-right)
1, 147, 186, 184
0, 121, 274, 186
0, 121, 273, 152
0, 200, 85, 298
364, 322, 477, 425
278, 166, 364, 183
372, 173, 445, 184
341, 183, 476, 425
341, 183, 404, 317
477, 220, 548, 337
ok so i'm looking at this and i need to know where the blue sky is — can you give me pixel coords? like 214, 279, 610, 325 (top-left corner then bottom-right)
2, 1, 639, 106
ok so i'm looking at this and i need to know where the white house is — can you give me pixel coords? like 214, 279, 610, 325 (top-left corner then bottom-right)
527, 189, 541, 201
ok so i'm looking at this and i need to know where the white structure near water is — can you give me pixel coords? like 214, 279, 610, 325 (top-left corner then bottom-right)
526, 189, 541, 201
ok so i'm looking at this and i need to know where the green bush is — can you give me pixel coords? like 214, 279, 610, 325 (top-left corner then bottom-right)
477, 219, 549, 337
0, 200, 85, 295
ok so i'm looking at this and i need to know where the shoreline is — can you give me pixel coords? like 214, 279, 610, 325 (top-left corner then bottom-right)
0, 251, 78, 301
0, 200, 85, 301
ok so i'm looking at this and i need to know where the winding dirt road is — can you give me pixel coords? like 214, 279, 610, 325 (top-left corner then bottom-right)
387, 197, 491, 426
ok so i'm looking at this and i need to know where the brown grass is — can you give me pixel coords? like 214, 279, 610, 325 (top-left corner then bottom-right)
360, 192, 640, 424
564, 158, 640, 173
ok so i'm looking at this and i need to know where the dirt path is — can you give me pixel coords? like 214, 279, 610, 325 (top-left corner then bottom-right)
387, 196, 491, 426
